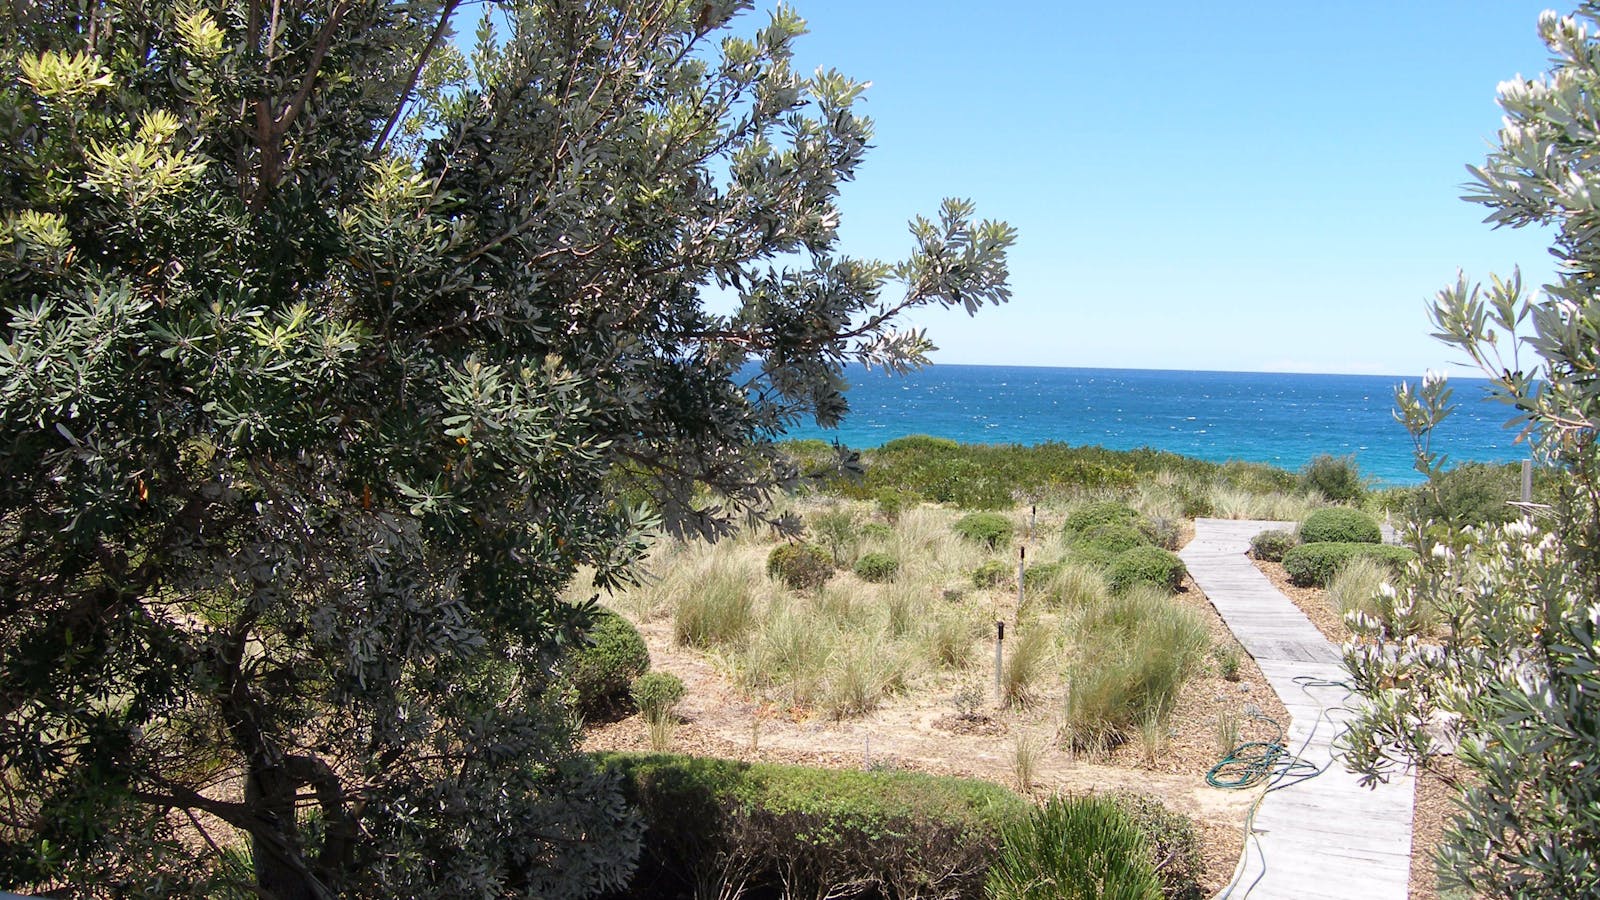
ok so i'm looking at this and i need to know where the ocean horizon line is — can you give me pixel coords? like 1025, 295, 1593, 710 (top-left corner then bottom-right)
906, 360, 1496, 383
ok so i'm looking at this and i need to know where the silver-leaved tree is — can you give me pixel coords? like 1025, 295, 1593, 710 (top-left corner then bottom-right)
0, 0, 1014, 896
1343, 6, 1600, 897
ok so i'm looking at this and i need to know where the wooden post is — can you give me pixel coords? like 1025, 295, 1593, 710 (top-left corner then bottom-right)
1522, 459, 1533, 505
994, 620, 1004, 703
1016, 546, 1026, 613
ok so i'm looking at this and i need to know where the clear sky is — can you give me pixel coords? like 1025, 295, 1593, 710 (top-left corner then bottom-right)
738, 1, 1563, 376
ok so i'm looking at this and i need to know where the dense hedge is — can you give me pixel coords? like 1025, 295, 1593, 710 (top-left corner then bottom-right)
597, 753, 1028, 900
1107, 546, 1187, 594
783, 437, 1297, 510
565, 607, 650, 718
1282, 542, 1417, 587
1298, 507, 1382, 544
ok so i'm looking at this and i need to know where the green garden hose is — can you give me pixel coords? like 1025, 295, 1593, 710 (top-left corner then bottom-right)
1205, 712, 1321, 790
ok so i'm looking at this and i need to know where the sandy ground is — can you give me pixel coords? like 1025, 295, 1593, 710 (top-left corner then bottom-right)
585, 568, 1290, 894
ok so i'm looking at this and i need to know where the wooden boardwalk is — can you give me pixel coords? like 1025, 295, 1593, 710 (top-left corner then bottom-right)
1182, 518, 1414, 900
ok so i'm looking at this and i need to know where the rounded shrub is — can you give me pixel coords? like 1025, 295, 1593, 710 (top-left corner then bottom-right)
1072, 522, 1150, 557
1299, 507, 1382, 544
1106, 546, 1187, 594
859, 522, 894, 542
565, 607, 650, 717
1282, 542, 1417, 588
767, 542, 834, 590
853, 551, 900, 583
1139, 516, 1182, 551
1022, 560, 1063, 590
1063, 500, 1139, 537
1249, 528, 1297, 562
1300, 453, 1366, 502
971, 559, 1012, 589
987, 794, 1162, 900
629, 672, 686, 721
953, 511, 1012, 549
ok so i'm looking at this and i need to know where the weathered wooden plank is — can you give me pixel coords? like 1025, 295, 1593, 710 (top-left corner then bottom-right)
1184, 519, 1414, 900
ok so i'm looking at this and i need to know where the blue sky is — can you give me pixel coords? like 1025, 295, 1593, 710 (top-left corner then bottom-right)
738, 1, 1562, 376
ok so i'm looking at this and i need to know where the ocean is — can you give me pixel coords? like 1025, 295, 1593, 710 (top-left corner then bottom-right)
780, 365, 1530, 487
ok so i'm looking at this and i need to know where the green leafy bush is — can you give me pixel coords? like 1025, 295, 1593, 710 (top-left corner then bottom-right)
1063, 501, 1139, 537
1299, 507, 1382, 544
629, 672, 685, 721
1022, 561, 1062, 590
599, 752, 1026, 900
766, 542, 834, 590
860, 522, 894, 542
972, 559, 1013, 589
874, 487, 915, 522
1106, 547, 1187, 594
1300, 453, 1367, 502
1113, 792, 1205, 900
1282, 542, 1416, 588
986, 794, 1162, 900
1407, 462, 1523, 528
1249, 528, 1297, 562
1067, 522, 1151, 566
1140, 516, 1182, 551
954, 512, 1013, 549
564, 607, 650, 717
808, 506, 860, 566
853, 551, 899, 583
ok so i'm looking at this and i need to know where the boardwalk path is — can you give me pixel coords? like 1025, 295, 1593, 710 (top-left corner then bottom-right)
1182, 518, 1414, 900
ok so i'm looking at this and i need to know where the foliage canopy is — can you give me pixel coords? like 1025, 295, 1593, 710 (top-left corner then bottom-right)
0, 0, 1012, 895
1344, 6, 1600, 896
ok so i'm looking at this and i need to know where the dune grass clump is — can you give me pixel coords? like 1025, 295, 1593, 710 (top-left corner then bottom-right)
674, 565, 758, 648
987, 794, 1162, 900
1001, 625, 1053, 709
1062, 585, 1209, 751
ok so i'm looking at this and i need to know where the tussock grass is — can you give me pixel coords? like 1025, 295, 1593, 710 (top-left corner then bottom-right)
1062, 585, 1210, 750
1325, 554, 1389, 619
1001, 624, 1053, 709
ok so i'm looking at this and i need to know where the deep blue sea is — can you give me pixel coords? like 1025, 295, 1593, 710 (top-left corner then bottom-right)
781, 365, 1529, 486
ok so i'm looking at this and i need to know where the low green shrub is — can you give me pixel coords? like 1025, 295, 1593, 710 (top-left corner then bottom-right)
766, 542, 834, 590
808, 506, 860, 566
1140, 516, 1182, 551
1282, 542, 1416, 588
987, 793, 1162, 900
1300, 453, 1366, 502
629, 672, 685, 721
1249, 528, 1297, 562
874, 487, 915, 522
1106, 546, 1187, 594
1407, 462, 1523, 528
1298, 507, 1381, 544
1022, 561, 1062, 590
853, 551, 900, 583
599, 752, 1027, 900
564, 607, 649, 718
972, 559, 1013, 589
954, 511, 1013, 549
1114, 792, 1206, 900
859, 521, 894, 542
1063, 500, 1139, 536
1069, 522, 1151, 563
